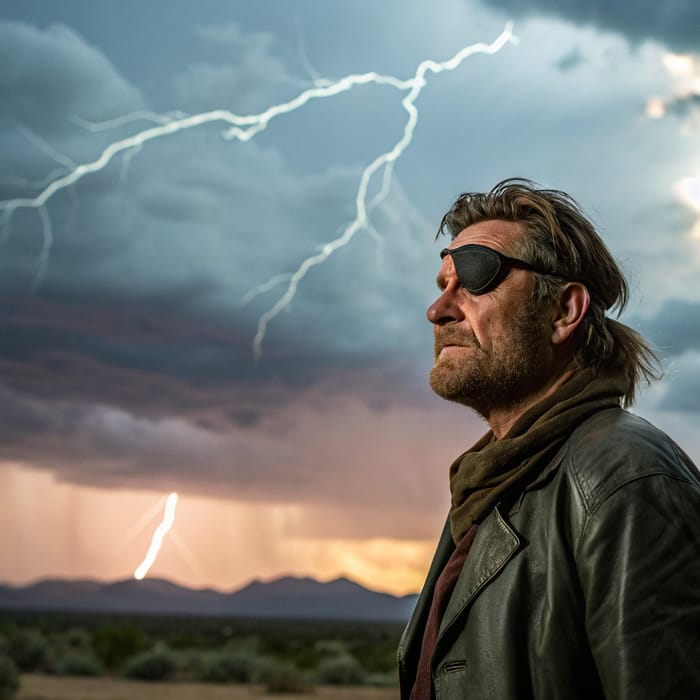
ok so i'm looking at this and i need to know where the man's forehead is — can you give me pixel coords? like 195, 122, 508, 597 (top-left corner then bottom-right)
450, 219, 524, 252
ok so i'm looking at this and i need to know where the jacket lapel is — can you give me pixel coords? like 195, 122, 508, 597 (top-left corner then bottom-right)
398, 518, 454, 675
437, 506, 520, 639
398, 508, 521, 695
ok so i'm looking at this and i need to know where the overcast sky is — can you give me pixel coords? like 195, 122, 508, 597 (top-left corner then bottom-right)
1, 0, 699, 595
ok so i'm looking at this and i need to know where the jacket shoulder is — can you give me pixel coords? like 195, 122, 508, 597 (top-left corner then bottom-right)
560, 407, 699, 514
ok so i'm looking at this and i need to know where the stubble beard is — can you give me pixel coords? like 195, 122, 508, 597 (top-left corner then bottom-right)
429, 302, 550, 418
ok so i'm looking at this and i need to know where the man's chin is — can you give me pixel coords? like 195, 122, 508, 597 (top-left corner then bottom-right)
430, 365, 471, 402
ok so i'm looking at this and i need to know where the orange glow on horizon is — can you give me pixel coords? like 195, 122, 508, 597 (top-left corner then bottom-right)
0, 463, 437, 596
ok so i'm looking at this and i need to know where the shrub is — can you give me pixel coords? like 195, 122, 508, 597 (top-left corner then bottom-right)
365, 670, 399, 687
171, 648, 200, 677
195, 649, 259, 683
123, 644, 176, 681
92, 625, 143, 670
56, 651, 103, 677
61, 628, 92, 653
314, 639, 349, 659
6, 629, 50, 672
223, 635, 261, 654
315, 653, 366, 685
0, 654, 19, 700
261, 662, 309, 694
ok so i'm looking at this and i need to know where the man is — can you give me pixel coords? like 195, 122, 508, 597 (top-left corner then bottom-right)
397, 179, 700, 699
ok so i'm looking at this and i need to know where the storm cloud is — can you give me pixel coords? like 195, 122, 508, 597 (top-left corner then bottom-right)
1, 0, 699, 557
481, 0, 700, 52
636, 299, 700, 358
0, 16, 447, 504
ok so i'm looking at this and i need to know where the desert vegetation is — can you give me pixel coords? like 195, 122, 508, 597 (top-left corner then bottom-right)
0, 611, 401, 698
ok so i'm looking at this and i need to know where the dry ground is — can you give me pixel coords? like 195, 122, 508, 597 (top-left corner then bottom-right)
18, 674, 398, 700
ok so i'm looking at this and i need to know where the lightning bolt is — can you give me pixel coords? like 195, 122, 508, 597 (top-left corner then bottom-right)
0, 22, 517, 357
247, 25, 518, 359
134, 492, 178, 580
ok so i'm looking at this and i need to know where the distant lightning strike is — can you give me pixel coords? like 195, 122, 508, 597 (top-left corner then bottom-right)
134, 492, 178, 580
0, 23, 516, 358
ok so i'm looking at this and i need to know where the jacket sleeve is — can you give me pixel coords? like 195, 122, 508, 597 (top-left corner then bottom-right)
575, 471, 700, 699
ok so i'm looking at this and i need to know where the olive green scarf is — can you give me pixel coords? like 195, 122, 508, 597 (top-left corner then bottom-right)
449, 369, 626, 543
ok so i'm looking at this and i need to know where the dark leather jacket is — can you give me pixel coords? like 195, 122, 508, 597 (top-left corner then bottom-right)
398, 408, 700, 699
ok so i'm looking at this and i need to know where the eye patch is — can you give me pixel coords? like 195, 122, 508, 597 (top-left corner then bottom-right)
440, 244, 548, 294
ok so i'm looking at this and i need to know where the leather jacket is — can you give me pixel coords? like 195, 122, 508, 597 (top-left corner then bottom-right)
398, 408, 700, 699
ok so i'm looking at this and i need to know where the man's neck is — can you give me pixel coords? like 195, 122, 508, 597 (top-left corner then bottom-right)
487, 366, 580, 439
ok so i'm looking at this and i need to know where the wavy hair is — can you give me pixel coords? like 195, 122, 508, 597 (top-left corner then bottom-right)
438, 178, 661, 406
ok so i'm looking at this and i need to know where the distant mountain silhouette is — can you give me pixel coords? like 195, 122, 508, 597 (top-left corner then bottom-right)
0, 575, 418, 621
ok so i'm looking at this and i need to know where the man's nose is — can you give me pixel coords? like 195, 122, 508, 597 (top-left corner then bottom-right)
427, 282, 464, 326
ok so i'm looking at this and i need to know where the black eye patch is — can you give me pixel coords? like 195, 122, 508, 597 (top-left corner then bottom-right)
440, 244, 543, 295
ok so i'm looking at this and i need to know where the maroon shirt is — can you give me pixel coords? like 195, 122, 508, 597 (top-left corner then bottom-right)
410, 524, 479, 700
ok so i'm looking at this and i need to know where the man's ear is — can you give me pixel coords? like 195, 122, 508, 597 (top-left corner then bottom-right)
550, 282, 590, 346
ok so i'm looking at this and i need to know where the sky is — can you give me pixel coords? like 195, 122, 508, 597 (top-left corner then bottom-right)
1, 0, 699, 596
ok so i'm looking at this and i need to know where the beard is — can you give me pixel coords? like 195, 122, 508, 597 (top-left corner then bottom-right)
429, 301, 550, 417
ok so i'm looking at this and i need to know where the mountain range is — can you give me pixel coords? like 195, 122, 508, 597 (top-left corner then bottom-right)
0, 575, 418, 621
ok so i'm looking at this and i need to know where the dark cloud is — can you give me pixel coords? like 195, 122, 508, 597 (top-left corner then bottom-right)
654, 349, 700, 413
0, 21, 142, 134
0, 274, 429, 427
632, 299, 700, 415
659, 374, 700, 412
0, 378, 457, 522
480, 0, 700, 51
555, 46, 584, 72
635, 298, 700, 358
665, 93, 700, 119
173, 23, 292, 114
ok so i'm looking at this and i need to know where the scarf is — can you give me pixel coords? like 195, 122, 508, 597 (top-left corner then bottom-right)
449, 368, 626, 543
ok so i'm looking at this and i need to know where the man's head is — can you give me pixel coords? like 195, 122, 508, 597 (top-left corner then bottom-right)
428, 179, 659, 415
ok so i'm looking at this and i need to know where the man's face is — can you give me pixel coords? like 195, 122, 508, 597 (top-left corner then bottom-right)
427, 219, 553, 417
